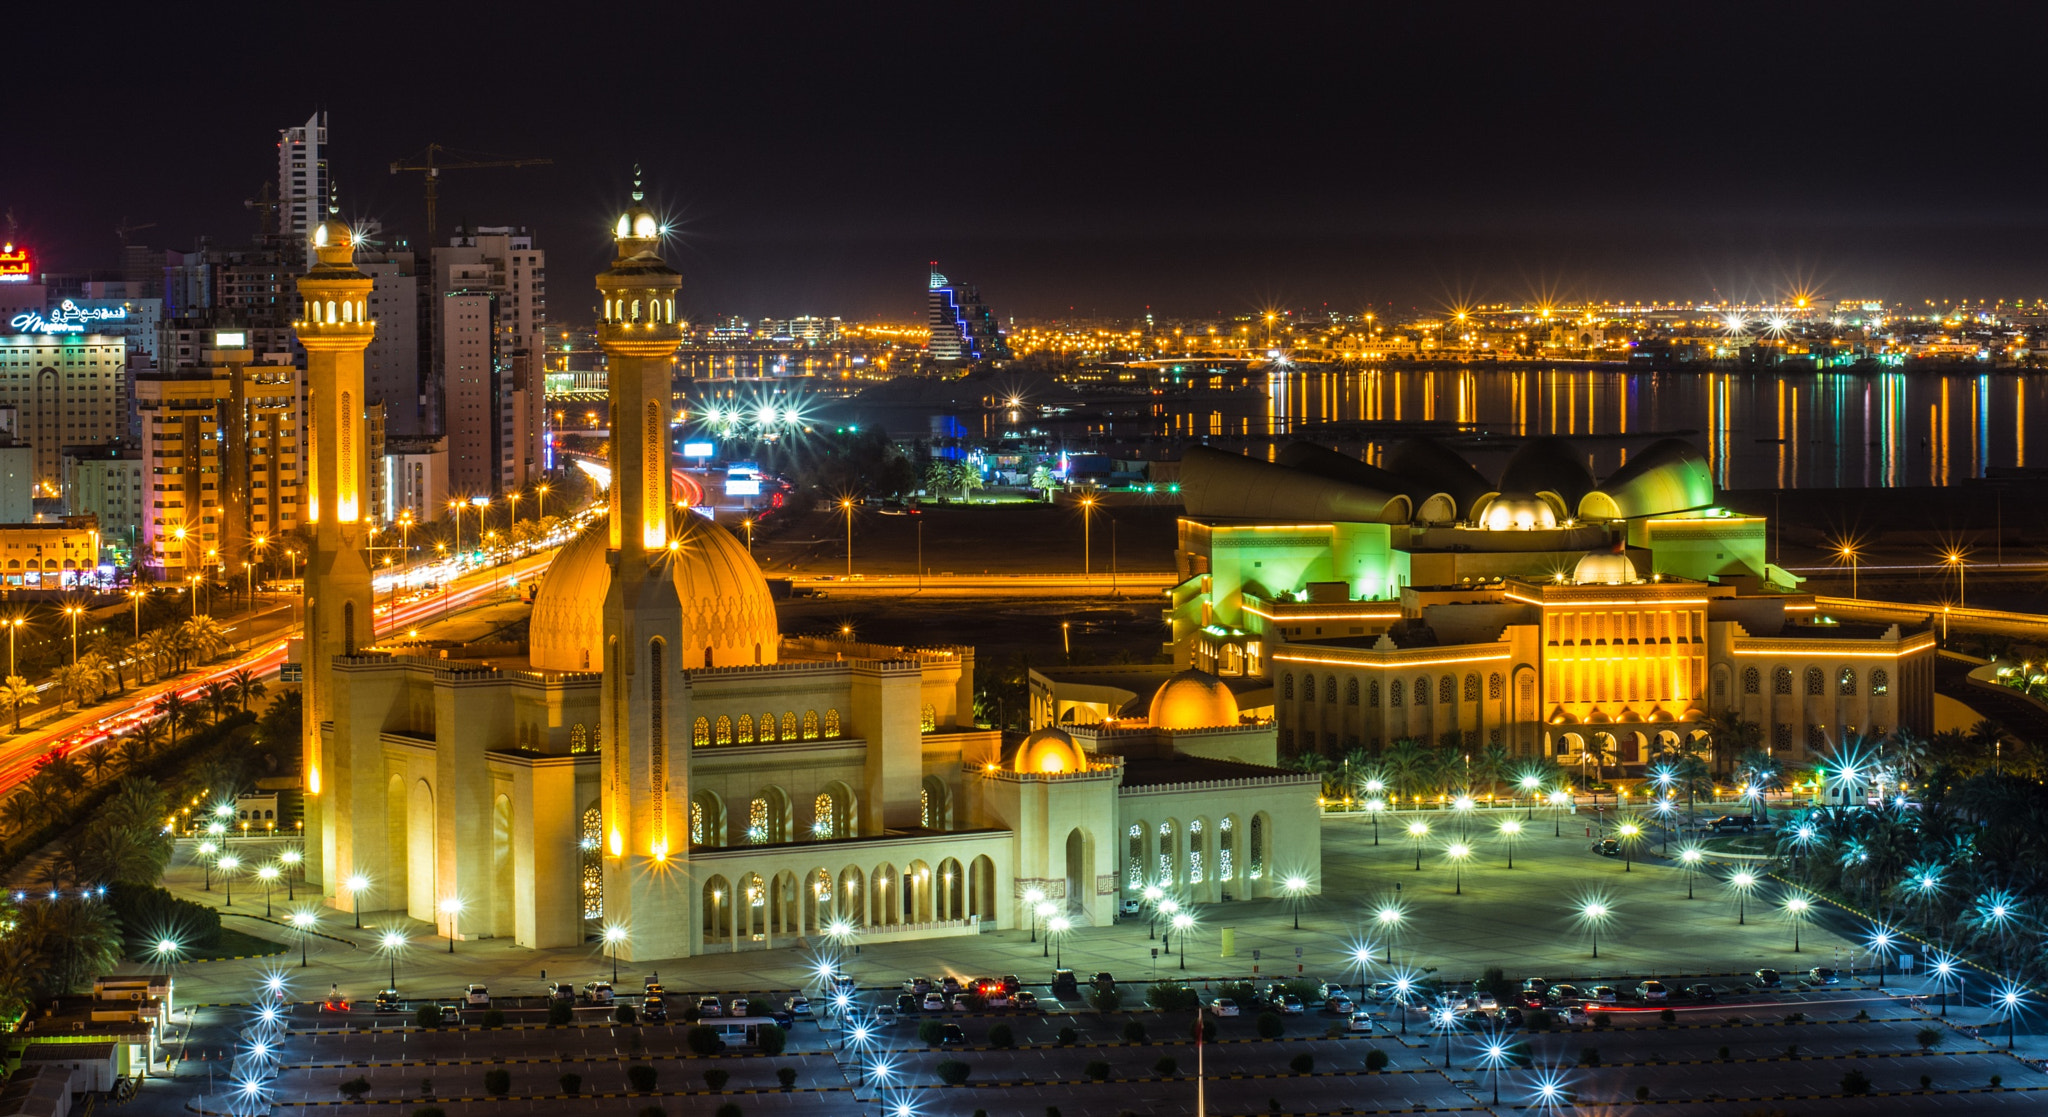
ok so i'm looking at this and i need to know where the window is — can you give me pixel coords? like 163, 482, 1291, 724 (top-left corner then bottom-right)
1806, 724, 1827, 751
1345, 678, 1359, 706
920, 786, 933, 828
580, 807, 603, 919
1249, 816, 1265, 880
1219, 817, 1235, 881
782, 712, 798, 739
690, 801, 705, 845
1282, 674, 1294, 700
1390, 679, 1403, 707
803, 710, 819, 739
1127, 824, 1144, 888
1870, 669, 1889, 696
823, 709, 841, 737
714, 715, 732, 745
747, 798, 769, 844
1838, 668, 1856, 696
759, 712, 777, 742
1774, 723, 1792, 749
571, 723, 590, 753
1463, 674, 1480, 702
1303, 675, 1317, 702
737, 714, 754, 744
1743, 667, 1760, 694
1774, 668, 1792, 695
1188, 819, 1204, 884
1157, 821, 1175, 885
1805, 668, 1824, 696
920, 704, 937, 732
813, 793, 837, 838
1488, 673, 1503, 700
691, 718, 709, 747
1369, 680, 1381, 707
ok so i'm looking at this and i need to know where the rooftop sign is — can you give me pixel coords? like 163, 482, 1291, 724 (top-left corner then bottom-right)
0, 243, 29, 283
10, 299, 129, 335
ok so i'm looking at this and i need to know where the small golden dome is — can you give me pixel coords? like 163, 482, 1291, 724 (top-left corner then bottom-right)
1147, 669, 1240, 730
1013, 727, 1088, 774
309, 220, 354, 266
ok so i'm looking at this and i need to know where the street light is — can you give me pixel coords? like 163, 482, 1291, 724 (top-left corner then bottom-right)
290, 910, 316, 967
219, 854, 240, 906
1548, 789, 1570, 837
1284, 875, 1308, 929
1932, 956, 1955, 1017
440, 897, 463, 953
1452, 794, 1475, 837
603, 925, 627, 984
1050, 915, 1071, 969
1729, 869, 1757, 925
379, 930, 405, 989
840, 498, 856, 577
1393, 975, 1414, 1034
1480, 1036, 1511, 1105
1079, 494, 1096, 575
257, 864, 279, 917
1408, 820, 1430, 870
1867, 927, 1895, 989
1024, 888, 1045, 942
62, 603, 84, 663
1998, 982, 2026, 1050
1679, 847, 1703, 898
1170, 912, 1192, 970
343, 874, 370, 929
1142, 884, 1163, 939
1579, 899, 1610, 958
1839, 542, 1861, 598
1518, 774, 1542, 820
1364, 780, 1386, 844
1943, 549, 1968, 609
1499, 818, 1522, 869
197, 841, 217, 890
1445, 842, 1471, 895
1159, 898, 1181, 954
1036, 902, 1055, 957
1616, 820, 1641, 872
279, 849, 301, 900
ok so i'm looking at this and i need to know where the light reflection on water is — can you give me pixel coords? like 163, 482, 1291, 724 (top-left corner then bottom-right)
904, 367, 2043, 490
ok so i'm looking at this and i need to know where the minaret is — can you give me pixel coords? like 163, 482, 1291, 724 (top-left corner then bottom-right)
294, 220, 377, 891
597, 178, 692, 960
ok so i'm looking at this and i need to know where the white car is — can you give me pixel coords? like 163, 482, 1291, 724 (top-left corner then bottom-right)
464, 984, 489, 1006
1636, 981, 1668, 1002
1475, 992, 1498, 1012
786, 996, 812, 1018
583, 981, 614, 1005
698, 996, 723, 1018
1349, 1011, 1373, 1033
922, 993, 947, 1012
1209, 998, 1241, 1017
1279, 995, 1305, 1016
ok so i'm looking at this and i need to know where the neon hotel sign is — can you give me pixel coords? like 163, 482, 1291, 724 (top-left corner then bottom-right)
10, 299, 129, 335
0, 243, 28, 283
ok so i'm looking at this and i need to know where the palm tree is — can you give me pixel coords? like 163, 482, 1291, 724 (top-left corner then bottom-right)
1734, 748, 1783, 819
18, 898, 122, 994
1698, 709, 1763, 780
139, 629, 176, 679
1968, 719, 2017, 775
130, 717, 165, 760
37, 752, 84, 799
0, 793, 38, 837
157, 691, 192, 749
1582, 734, 1618, 787
85, 631, 126, 693
114, 733, 151, 775
200, 681, 232, 726
179, 616, 229, 666
229, 668, 267, 714
1382, 738, 1426, 800
0, 938, 42, 1022
1471, 743, 1511, 799
80, 744, 115, 786
0, 675, 36, 732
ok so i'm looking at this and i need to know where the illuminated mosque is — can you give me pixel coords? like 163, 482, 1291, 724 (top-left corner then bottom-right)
1039, 439, 1935, 775
293, 196, 1316, 957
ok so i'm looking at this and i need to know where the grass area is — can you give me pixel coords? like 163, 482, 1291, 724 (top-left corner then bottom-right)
1701, 834, 1776, 856
181, 926, 285, 962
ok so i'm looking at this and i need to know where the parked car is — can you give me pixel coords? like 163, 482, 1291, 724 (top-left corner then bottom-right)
1501, 1008, 1526, 1028
1594, 838, 1622, 856
1314, 982, 1348, 1003
1808, 967, 1840, 986
1592, 986, 1619, 1003
786, 996, 812, 1018
584, 982, 615, 1005
1279, 995, 1305, 1016
729, 998, 754, 1018
769, 1009, 795, 1029
1475, 992, 1499, 1012
895, 993, 919, 1015
1092, 972, 1117, 990
1636, 981, 1668, 1002
1547, 984, 1582, 1005
1753, 969, 1782, 988
921, 993, 947, 1012
1370, 981, 1398, 1001
904, 977, 934, 995
1688, 984, 1717, 1002
1209, 998, 1242, 1017
464, 984, 490, 1006
546, 982, 577, 1003
985, 990, 1013, 1008
374, 989, 402, 1013
940, 976, 963, 995
698, 996, 723, 1017
1349, 1011, 1374, 1032
948, 994, 973, 1012
1457, 1009, 1489, 1026
1119, 899, 1143, 917
1015, 992, 1040, 1012
874, 1006, 900, 1027
1051, 970, 1080, 997
938, 1024, 968, 1046
642, 979, 665, 996
641, 996, 667, 1022
1000, 975, 1022, 994
1327, 995, 1355, 1015
1707, 814, 1757, 834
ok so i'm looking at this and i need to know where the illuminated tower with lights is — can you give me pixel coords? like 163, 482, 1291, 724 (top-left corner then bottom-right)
597, 178, 693, 960
295, 220, 377, 889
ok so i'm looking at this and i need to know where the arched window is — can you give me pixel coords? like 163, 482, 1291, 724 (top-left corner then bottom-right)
803, 710, 820, 739
759, 712, 777, 742
1345, 678, 1360, 706
1219, 817, 1235, 881
737, 714, 754, 744
1774, 668, 1793, 695
1488, 673, 1503, 700
690, 801, 706, 844
1806, 724, 1827, 751
1127, 824, 1143, 888
823, 709, 842, 737
1369, 680, 1381, 707
570, 723, 590, 753
1870, 669, 1889, 696
1440, 676, 1455, 704
342, 601, 356, 655
1838, 668, 1856, 696
1774, 722, 1793, 749
920, 786, 933, 828
1805, 667, 1824, 696
1188, 819, 1205, 884
747, 797, 769, 843
1414, 676, 1430, 705
920, 704, 937, 732
1157, 820, 1176, 885
1390, 679, 1403, 707
812, 792, 837, 838
648, 639, 665, 794
714, 715, 732, 745
782, 712, 798, 740
692, 717, 709, 747
1744, 667, 1761, 694
1249, 815, 1265, 880
1282, 674, 1295, 700
1464, 674, 1480, 702
579, 807, 603, 919
1303, 675, 1317, 702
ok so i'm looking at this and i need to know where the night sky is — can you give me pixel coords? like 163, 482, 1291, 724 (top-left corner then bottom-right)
10, 2, 2043, 320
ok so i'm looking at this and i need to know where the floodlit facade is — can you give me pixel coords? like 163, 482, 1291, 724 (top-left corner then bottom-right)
0, 334, 127, 495
308, 200, 1315, 957
926, 263, 1008, 364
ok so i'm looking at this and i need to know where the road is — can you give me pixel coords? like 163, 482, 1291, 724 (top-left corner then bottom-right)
796, 572, 1177, 597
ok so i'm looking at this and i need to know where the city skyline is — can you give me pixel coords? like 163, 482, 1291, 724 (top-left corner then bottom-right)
10, 4, 2048, 320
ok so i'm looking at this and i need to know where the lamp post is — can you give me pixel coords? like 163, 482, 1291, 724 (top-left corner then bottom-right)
63, 603, 83, 663
1680, 847, 1702, 898
1024, 888, 1044, 942
1453, 794, 1475, 839
1050, 916, 1071, 969
840, 498, 855, 576
128, 589, 145, 638
1079, 494, 1095, 575
197, 841, 217, 890
1171, 913, 1192, 970
1840, 543, 1860, 599
219, 854, 239, 906
1284, 875, 1307, 929
1519, 775, 1541, 820
1785, 897, 1809, 952
1446, 842, 1471, 895
1868, 928, 1893, 989
1364, 780, 1385, 844
1999, 985, 2024, 1050
1617, 821, 1640, 872
343, 874, 369, 929
5, 616, 22, 676
291, 910, 316, 967
1933, 958, 1954, 1017
380, 930, 405, 989
440, 897, 463, 953
604, 926, 626, 984
1394, 976, 1414, 1035
1729, 869, 1757, 925
1160, 898, 1181, 954
1408, 820, 1430, 871
1944, 549, 1967, 609
1549, 789, 1569, 837
280, 849, 301, 901
1142, 885, 1162, 939
1581, 900, 1609, 958
1036, 902, 1056, 957
1499, 818, 1522, 869
257, 864, 279, 917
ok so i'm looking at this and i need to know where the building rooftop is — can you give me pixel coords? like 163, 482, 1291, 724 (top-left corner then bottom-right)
1120, 755, 1298, 788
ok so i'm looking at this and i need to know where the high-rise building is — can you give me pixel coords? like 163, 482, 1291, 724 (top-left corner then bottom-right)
926, 262, 1009, 364
278, 112, 330, 263
0, 417, 32, 524
433, 226, 545, 494
62, 442, 143, 562
133, 330, 303, 579
358, 249, 423, 436
0, 331, 127, 496
381, 435, 447, 526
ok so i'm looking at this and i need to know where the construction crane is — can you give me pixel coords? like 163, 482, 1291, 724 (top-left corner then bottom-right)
114, 217, 157, 246
389, 143, 552, 240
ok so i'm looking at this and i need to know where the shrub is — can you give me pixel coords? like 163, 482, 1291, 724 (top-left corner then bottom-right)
989, 1023, 1015, 1048
937, 1059, 972, 1086
1840, 1068, 1872, 1096
1190, 1017, 1217, 1044
1084, 1060, 1112, 1081
483, 1069, 510, 1096
1057, 1026, 1078, 1046
1782, 1012, 1805, 1023
548, 1001, 574, 1026
1992, 1075, 2004, 1089
627, 1064, 658, 1091
1718, 1045, 1731, 1060
776, 1066, 797, 1088
483, 1009, 506, 1028
686, 1025, 723, 1055
1855, 1009, 1870, 1021
1256, 1012, 1285, 1039
615, 1003, 638, 1025
1047, 1108, 1061, 1117
559, 1072, 582, 1095
1921, 1074, 1933, 1089
1591, 1013, 1609, 1028
1917, 1027, 1942, 1051
1525, 1010, 1552, 1031
702, 1067, 728, 1091
1155, 1056, 1178, 1076
1480, 966, 1515, 1008
1123, 1019, 1147, 1043
1091, 987, 1123, 1013
1635, 1085, 1650, 1102
410, 1109, 446, 1117
1785, 1044, 1799, 1058
919, 1019, 946, 1046
1659, 1008, 1676, 1023
413, 1004, 442, 1029
1290, 1053, 1314, 1073
1365, 1049, 1389, 1072
757, 1023, 787, 1057
418, 1078, 433, 1098
1216, 981, 1259, 1006
339, 1077, 371, 1101
1579, 1046, 1600, 1067
639, 1109, 668, 1117
714, 1105, 741, 1117
1146, 982, 1198, 1012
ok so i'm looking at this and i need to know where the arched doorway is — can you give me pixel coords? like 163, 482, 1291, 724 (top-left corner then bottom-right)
382, 774, 407, 916
1064, 828, 1093, 922
968, 855, 997, 923
406, 778, 435, 921
490, 794, 514, 938
702, 875, 732, 946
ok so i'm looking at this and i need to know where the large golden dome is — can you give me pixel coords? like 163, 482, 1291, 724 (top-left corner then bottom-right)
1147, 669, 1240, 730
530, 514, 781, 672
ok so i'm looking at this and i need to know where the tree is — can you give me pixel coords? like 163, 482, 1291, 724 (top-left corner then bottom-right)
52, 662, 96, 710
1471, 744, 1511, 798
936, 1059, 971, 1085
923, 459, 959, 496
229, 668, 267, 713
86, 632, 126, 692
200, 681, 233, 727
1698, 710, 1763, 780
0, 793, 38, 836
179, 616, 228, 666
1030, 464, 1058, 497
1, 675, 37, 732
1581, 734, 1617, 785
157, 692, 192, 749
956, 464, 984, 502
81, 744, 115, 786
